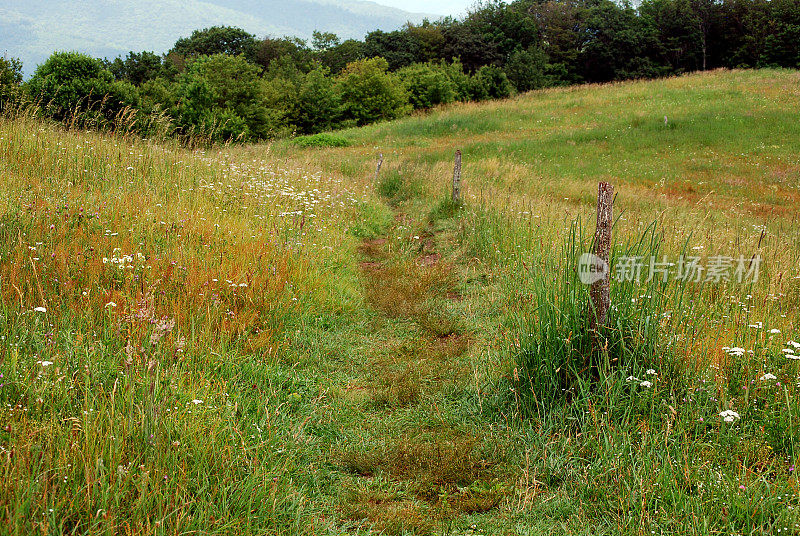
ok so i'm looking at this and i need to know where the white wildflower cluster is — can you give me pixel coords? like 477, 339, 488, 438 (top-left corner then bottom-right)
626, 369, 656, 388
102, 249, 146, 270
784, 340, 800, 360
719, 410, 740, 423
722, 346, 748, 357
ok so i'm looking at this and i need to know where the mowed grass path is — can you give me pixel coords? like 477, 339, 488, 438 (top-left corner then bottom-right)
1, 69, 799, 535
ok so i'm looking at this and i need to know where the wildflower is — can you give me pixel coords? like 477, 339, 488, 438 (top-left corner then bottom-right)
646, 369, 656, 375
640, 380, 652, 388
719, 410, 740, 423
33, 307, 47, 313
739, 485, 746, 490
760, 373, 777, 381
626, 375, 640, 382
39, 361, 53, 367
770, 329, 781, 334
191, 399, 203, 405
723, 346, 746, 357
105, 302, 117, 308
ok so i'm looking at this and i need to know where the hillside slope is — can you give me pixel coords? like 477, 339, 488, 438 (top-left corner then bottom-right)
1, 69, 799, 534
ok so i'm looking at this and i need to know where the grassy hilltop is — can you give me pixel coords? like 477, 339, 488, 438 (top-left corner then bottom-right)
1, 69, 799, 535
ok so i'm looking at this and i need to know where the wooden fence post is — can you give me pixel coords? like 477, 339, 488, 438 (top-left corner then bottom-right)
375, 153, 383, 182
590, 182, 613, 332
452, 149, 462, 202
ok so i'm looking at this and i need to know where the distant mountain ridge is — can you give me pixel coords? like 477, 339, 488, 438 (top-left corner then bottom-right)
0, 0, 433, 76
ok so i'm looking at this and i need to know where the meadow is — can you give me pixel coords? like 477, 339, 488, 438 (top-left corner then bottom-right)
1, 68, 799, 535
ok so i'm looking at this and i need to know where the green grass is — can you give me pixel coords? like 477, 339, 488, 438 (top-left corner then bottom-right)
2, 68, 800, 535
293, 132, 351, 148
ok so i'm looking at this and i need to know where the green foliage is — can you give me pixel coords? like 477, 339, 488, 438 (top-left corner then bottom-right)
261, 63, 341, 135
171, 26, 257, 61
14, 0, 800, 144
317, 39, 364, 75
254, 37, 312, 73
293, 68, 341, 134
293, 133, 350, 148
0, 56, 23, 111
176, 54, 269, 141
363, 29, 420, 71
0, 56, 23, 87
106, 51, 164, 86
336, 57, 411, 126
470, 65, 514, 101
312, 30, 340, 51
396, 62, 457, 109
505, 47, 553, 92
27, 52, 138, 122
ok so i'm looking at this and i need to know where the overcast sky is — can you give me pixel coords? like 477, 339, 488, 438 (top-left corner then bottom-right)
376, 0, 480, 16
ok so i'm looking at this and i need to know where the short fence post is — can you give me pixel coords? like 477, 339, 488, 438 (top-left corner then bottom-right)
590, 182, 613, 333
374, 153, 383, 182
452, 149, 462, 202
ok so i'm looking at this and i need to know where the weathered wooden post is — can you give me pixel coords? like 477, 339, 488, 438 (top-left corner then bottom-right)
452, 149, 462, 202
590, 182, 613, 332
375, 153, 383, 182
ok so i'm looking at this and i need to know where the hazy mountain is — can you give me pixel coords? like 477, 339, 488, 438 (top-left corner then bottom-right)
0, 0, 433, 76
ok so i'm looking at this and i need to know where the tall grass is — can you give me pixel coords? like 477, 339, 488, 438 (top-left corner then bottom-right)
511, 220, 687, 415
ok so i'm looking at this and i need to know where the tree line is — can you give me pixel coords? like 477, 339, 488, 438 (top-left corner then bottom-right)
1, 0, 798, 143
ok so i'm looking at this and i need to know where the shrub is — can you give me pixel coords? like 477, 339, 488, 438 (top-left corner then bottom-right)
469, 65, 514, 101
293, 68, 341, 134
27, 52, 138, 123
106, 51, 164, 85
171, 26, 257, 60
505, 47, 552, 92
396, 62, 457, 109
293, 133, 350, 148
336, 57, 411, 126
175, 54, 270, 141
442, 59, 473, 102
0, 56, 23, 111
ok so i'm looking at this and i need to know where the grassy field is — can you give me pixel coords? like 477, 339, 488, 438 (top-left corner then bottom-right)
1, 68, 800, 535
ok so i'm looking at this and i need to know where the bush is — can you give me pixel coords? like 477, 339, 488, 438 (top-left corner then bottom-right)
442, 59, 473, 102
175, 54, 270, 141
171, 26, 257, 61
27, 52, 138, 123
470, 65, 514, 101
293, 68, 341, 134
293, 133, 350, 148
396, 62, 457, 109
336, 57, 411, 126
505, 47, 552, 92
0, 56, 23, 111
